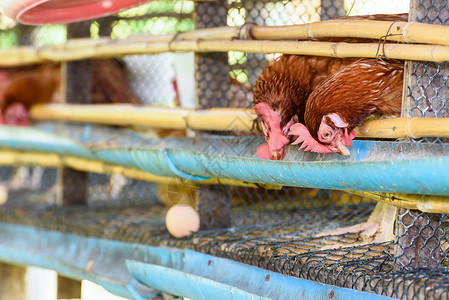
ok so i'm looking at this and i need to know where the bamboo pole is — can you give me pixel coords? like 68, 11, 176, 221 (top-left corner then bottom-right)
3, 39, 449, 66
251, 20, 449, 46
29, 104, 256, 131
187, 40, 449, 62
0, 149, 279, 189
187, 108, 255, 131
29, 104, 449, 139
60, 20, 449, 46
354, 117, 449, 139
0, 150, 174, 183
2, 39, 449, 66
3, 18, 449, 66
30, 104, 193, 129
348, 191, 449, 214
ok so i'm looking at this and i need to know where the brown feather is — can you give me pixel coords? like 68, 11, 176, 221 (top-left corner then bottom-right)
305, 59, 404, 139
252, 13, 408, 159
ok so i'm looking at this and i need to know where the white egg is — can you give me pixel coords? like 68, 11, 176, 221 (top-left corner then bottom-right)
165, 204, 200, 238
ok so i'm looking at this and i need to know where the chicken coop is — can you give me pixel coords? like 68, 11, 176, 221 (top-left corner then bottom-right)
0, 0, 449, 299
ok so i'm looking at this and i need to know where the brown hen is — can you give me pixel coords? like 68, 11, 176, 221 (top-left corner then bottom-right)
253, 54, 357, 160
253, 13, 408, 160
0, 63, 60, 126
290, 59, 404, 155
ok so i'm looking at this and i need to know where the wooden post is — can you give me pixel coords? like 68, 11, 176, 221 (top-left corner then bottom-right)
194, 0, 232, 229
65, 22, 91, 105
394, 0, 448, 269
16, 24, 34, 46
60, 21, 91, 206
97, 16, 114, 37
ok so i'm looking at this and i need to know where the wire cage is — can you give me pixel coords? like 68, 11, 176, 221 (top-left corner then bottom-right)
2, 0, 449, 299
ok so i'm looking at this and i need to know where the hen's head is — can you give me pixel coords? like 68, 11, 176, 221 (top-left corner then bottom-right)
289, 113, 355, 155
254, 102, 296, 160
253, 55, 321, 160
3, 103, 29, 126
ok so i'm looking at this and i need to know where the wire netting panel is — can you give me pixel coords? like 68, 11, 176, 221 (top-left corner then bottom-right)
395, 209, 447, 269
407, 61, 449, 119
0, 165, 159, 208
1, 198, 449, 299
395, 0, 449, 272
405, 0, 449, 143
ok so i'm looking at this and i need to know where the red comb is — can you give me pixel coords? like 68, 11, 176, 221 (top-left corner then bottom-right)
254, 102, 289, 158
257, 143, 272, 159
4, 103, 29, 127
289, 123, 334, 154
254, 102, 281, 124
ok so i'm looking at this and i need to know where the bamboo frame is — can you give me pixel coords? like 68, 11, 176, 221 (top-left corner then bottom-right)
30, 104, 193, 129
250, 20, 449, 46
0, 150, 173, 183
0, 149, 278, 189
348, 191, 449, 214
29, 104, 256, 131
354, 117, 449, 139
96, 19, 449, 47
4, 18, 449, 66
4, 39, 449, 66
30, 104, 449, 139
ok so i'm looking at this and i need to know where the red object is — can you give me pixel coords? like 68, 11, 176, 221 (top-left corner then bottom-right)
2, 0, 151, 25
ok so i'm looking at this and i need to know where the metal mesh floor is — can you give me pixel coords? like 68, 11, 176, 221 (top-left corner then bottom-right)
0, 196, 448, 300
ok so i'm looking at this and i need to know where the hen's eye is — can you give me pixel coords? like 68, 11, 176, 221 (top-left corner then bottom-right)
322, 132, 331, 139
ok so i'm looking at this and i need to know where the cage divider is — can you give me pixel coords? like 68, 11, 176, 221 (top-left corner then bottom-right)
60, 21, 92, 206
194, 0, 232, 230
394, 0, 448, 270
242, 0, 266, 87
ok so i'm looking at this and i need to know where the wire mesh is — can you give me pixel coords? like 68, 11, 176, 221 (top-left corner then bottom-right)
1, 194, 449, 299
395, 0, 449, 273
405, 1, 449, 144
395, 209, 446, 269
0, 165, 159, 208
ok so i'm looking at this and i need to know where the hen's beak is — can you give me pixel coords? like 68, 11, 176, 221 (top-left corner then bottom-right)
335, 139, 350, 156
271, 147, 285, 160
